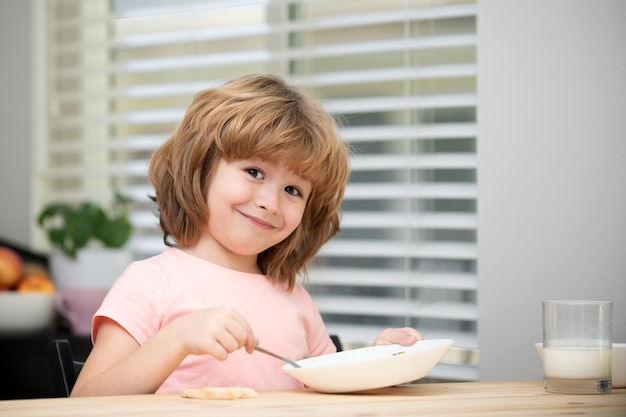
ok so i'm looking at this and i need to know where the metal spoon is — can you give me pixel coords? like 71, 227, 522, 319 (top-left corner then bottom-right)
254, 345, 301, 368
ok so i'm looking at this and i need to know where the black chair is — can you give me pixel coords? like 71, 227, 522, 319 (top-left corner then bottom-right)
330, 334, 343, 352
48, 339, 84, 397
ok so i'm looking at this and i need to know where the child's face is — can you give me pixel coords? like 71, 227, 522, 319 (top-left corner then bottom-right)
205, 157, 312, 258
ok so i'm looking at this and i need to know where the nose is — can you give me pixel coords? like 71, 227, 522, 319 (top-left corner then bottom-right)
256, 185, 280, 214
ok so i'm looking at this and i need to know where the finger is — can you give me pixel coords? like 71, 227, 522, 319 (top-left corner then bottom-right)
396, 327, 423, 343
205, 338, 230, 361
201, 314, 246, 358
372, 328, 396, 346
224, 311, 256, 353
395, 330, 419, 346
215, 331, 241, 353
244, 335, 257, 354
373, 328, 422, 346
405, 327, 424, 341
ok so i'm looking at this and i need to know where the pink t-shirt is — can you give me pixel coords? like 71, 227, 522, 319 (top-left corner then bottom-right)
93, 247, 335, 393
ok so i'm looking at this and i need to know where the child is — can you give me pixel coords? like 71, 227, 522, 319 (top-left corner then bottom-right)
71, 74, 422, 396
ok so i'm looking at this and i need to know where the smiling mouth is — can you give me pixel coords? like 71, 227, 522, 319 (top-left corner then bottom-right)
239, 211, 276, 230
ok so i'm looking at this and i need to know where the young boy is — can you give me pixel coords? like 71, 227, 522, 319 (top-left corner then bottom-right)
72, 74, 421, 396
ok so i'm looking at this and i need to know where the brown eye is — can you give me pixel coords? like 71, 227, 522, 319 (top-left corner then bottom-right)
285, 185, 301, 197
246, 168, 263, 179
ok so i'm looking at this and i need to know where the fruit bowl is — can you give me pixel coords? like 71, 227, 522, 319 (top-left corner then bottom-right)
0, 292, 55, 334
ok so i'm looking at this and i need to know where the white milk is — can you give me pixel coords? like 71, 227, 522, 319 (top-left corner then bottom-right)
543, 347, 612, 379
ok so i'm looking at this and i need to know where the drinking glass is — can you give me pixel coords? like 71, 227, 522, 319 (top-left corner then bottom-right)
542, 300, 612, 394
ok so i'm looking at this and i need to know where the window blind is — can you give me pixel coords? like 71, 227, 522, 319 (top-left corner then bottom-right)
38, 0, 478, 381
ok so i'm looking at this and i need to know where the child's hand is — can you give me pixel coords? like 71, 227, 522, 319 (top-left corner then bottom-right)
169, 306, 257, 360
372, 327, 423, 346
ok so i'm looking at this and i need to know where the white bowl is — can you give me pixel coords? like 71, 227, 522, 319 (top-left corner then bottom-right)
0, 292, 55, 334
283, 339, 454, 393
535, 342, 626, 388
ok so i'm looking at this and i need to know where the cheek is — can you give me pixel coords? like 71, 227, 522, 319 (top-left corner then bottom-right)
208, 180, 246, 206
285, 205, 307, 230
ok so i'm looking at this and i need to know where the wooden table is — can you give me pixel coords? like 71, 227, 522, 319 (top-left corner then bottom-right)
0, 381, 624, 417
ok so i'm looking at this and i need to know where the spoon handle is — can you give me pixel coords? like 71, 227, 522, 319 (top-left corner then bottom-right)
254, 345, 301, 368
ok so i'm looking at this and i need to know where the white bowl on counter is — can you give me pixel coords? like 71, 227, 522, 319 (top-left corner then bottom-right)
0, 292, 55, 334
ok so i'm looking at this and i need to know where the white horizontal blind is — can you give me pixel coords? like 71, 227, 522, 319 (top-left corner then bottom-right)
39, 0, 478, 381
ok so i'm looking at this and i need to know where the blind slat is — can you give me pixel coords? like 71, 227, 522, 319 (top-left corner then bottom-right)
350, 154, 476, 170
308, 269, 477, 290
283, 3, 477, 31
344, 183, 477, 199
121, 49, 272, 72
299, 64, 476, 88
326, 94, 476, 114
287, 35, 477, 60
340, 212, 477, 229
340, 123, 477, 142
117, 24, 271, 48
318, 241, 477, 260
313, 297, 478, 320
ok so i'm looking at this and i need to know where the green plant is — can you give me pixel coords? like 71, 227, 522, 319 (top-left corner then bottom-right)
37, 193, 133, 259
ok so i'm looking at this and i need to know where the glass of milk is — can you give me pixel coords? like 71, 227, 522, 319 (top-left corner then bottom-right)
542, 300, 613, 394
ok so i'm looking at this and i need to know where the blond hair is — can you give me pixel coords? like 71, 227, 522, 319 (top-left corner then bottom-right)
148, 74, 350, 290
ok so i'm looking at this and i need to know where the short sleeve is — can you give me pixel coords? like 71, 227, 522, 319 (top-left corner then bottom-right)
92, 261, 168, 345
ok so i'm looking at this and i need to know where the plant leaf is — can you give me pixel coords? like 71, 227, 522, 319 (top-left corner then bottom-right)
37, 197, 133, 257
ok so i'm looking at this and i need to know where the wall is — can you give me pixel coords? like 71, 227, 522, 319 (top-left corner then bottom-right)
0, 0, 34, 249
477, 0, 626, 380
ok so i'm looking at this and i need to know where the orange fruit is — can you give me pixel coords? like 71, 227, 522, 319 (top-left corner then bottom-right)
16, 274, 56, 293
0, 246, 23, 289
